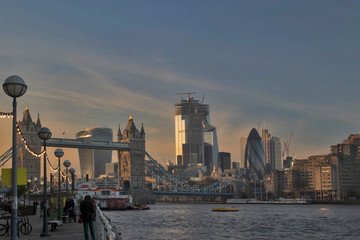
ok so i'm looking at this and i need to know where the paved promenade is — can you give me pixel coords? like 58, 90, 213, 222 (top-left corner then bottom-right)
1, 207, 123, 240
1, 208, 86, 239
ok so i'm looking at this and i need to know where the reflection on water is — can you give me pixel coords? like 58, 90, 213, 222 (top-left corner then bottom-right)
106, 204, 360, 240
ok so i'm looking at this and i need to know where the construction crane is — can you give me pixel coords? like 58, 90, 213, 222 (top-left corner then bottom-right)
282, 131, 293, 159
177, 92, 196, 100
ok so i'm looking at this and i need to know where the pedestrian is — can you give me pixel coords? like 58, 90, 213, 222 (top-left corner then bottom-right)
92, 198, 97, 220
40, 201, 44, 218
64, 198, 70, 217
80, 195, 96, 240
68, 197, 76, 221
33, 201, 38, 214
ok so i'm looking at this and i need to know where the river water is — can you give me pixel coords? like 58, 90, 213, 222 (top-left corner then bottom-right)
106, 203, 360, 240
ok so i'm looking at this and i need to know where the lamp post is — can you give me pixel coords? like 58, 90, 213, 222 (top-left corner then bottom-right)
63, 160, 71, 199
54, 148, 64, 221
33, 177, 38, 195
27, 179, 31, 205
69, 168, 75, 193
3, 75, 27, 240
38, 127, 52, 237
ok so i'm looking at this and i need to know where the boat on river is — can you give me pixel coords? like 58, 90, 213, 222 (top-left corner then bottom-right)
212, 207, 238, 212
75, 182, 133, 210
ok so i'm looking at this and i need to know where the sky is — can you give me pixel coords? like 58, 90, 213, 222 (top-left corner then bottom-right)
1, 1, 360, 176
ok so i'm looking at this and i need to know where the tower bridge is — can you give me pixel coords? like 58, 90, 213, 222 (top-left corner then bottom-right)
1, 107, 236, 200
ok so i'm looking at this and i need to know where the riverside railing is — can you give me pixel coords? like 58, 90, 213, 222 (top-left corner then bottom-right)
95, 205, 122, 240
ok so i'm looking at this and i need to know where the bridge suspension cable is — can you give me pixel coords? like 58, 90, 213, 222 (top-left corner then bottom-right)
0, 145, 22, 167
145, 151, 235, 193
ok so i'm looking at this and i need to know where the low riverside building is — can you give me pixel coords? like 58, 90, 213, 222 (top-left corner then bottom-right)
293, 155, 339, 201
331, 133, 360, 200
265, 169, 299, 199
266, 155, 340, 201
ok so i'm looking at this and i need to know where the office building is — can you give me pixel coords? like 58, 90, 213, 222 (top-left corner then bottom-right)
219, 152, 231, 171
331, 133, 360, 200
175, 96, 210, 166
271, 136, 282, 170
265, 169, 299, 199
232, 162, 240, 169
262, 129, 282, 172
203, 121, 219, 172
77, 127, 113, 179
240, 137, 247, 168
105, 162, 118, 176
292, 155, 339, 200
244, 128, 266, 180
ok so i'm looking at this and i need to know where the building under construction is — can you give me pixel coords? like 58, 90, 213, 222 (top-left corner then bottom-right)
174, 94, 210, 167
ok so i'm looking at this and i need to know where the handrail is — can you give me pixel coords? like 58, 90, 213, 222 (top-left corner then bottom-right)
95, 205, 122, 240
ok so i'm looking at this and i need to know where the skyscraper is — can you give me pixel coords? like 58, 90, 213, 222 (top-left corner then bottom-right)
77, 127, 113, 179
175, 96, 209, 166
271, 136, 282, 170
262, 128, 282, 171
244, 128, 266, 180
203, 121, 219, 171
240, 137, 247, 168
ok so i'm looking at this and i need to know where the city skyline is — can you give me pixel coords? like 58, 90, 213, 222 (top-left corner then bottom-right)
1, 1, 360, 175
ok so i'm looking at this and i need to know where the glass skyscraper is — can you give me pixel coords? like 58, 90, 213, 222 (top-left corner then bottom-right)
244, 128, 266, 180
77, 127, 113, 179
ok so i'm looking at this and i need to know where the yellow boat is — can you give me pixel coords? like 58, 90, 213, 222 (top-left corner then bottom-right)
212, 207, 238, 212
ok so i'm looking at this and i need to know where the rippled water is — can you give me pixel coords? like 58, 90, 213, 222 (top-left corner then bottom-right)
106, 203, 360, 240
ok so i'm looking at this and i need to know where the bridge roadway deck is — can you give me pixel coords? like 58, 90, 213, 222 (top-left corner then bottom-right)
44, 138, 130, 150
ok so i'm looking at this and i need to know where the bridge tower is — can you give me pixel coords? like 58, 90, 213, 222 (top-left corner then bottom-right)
117, 116, 145, 190
17, 105, 42, 181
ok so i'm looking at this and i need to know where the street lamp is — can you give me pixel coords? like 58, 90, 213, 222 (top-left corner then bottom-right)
54, 148, 64, 221
3, 75, 27, 240
63, 160, 71, 199
27, 179, 31, 205
69, 168, 75, 193
38, 127, 52, 237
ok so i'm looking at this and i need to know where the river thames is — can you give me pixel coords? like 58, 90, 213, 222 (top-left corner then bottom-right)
106, 203, 360, 240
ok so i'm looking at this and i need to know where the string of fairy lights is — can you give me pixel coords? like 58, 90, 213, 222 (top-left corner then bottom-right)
16, 123, 45, 157
14, 124, 72, 193
0, 111, 13, 118
47, 155, 59, 172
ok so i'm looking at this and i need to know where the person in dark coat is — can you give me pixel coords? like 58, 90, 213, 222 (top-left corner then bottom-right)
33, 201, 38, 214
64, 197, 76, 221
40, 201, 44, 218
80, 195, 96, 240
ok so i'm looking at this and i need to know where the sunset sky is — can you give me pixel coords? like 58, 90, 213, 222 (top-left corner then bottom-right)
1, 1, 360, 175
